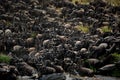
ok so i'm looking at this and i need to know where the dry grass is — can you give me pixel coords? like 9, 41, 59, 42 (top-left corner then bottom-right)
75, 25, 89, 33
107, 0, 120, 6
111, 52, 120, 62
72, 0, 120, 6
101, 26, 112, 33
72, 0, 92, 4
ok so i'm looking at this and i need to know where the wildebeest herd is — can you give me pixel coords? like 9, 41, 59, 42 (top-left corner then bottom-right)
0, 0, 120, 80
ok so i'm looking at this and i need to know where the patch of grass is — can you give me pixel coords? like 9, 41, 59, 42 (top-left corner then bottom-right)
111, 69, 120, 77
72, 0, 120, 6
101, 26, 112, 33
6, 21, 12, 27
31, 32, 37, 38
111, 53, 120, 62
84, 59, 97, 72
75, 25, 89, 33
72, 0, 91, 4
0, 54, 11, 64
107, 0, 120, 6
88, 63, 97, 72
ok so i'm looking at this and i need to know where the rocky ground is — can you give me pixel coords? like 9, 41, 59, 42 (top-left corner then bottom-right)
0, 0, 120, 80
